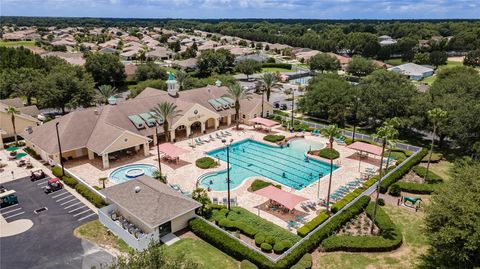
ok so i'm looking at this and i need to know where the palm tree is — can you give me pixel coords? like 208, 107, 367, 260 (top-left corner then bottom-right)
98, 177, 107, 189
224, 83, 252, 130
370, 122, 398, 234
151, 101, 183, 142
5, 106, 20, 146
176, 70, 189, 91
260, 73, 277, 102
321, 124, 342, 212
424, 108, 447, 183
96, 85, 119, 104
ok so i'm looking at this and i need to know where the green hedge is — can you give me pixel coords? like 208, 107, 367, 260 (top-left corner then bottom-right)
290, 253, 312, 269
263, 135, 285, 143
318, 148, 339, 160
331, 188, 366, 213
321, 202, 402, 252
421, 152, 443, 163
62, 175, 79, 188
250, 179, 281, 192
52, 166, 64, 177
241, 260, 258, 269
297, 211, 329, 237
261, 63, 292, 69
24, 147, 41, 160
393, 182, 439, 194
196, 157, 217, 169
261, 243, 273, 253
412, 165, 443, 183
379, 148, 428, 193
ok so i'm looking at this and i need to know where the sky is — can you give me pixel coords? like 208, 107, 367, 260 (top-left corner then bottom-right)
1, 0, 480, 19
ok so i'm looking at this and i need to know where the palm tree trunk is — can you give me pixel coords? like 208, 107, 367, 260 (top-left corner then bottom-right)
370, 140, 386, 234
266, 87, 271, 102
424, 125, 436, 183
326, 139, 334, 212
352, 124, 357, 142
164, 124, 169, 142
11, 115, 18, 146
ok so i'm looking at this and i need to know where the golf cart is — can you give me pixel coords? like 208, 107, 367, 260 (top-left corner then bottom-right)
44, 178, 63, 194
0, 188, 18, 208
30, 169, 47, 182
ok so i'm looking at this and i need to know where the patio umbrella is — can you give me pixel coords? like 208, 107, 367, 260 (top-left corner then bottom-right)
6, 146, 18, 151
15, 153, 27, 159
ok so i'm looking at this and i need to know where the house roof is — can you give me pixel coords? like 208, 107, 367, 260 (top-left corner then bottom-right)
102, 176, 201, 229
388, 63, 434, 76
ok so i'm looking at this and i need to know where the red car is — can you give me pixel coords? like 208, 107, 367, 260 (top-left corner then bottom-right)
44, 178, 63, 194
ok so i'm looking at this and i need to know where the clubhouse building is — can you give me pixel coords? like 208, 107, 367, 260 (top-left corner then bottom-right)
22, 77, 272, 169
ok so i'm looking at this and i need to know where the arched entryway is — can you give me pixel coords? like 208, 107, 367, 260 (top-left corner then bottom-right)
174, 125, 187, 141
190, 121, 202, 136
205, 118, 217, 132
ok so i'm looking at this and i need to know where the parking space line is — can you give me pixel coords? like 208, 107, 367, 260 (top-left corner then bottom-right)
1, 207, 22, 215
78, 213, 97, 221
56, 195, 73, 202
4, 211, 25, 219
0, 204, 19, 212
60, 198, 78, 205
68, 206, 86, 213
64, 202, 81, 209
73, 209, 91, 217
52, 192, 69, 199
37, 181, 49, 186
47, 190, 65, 196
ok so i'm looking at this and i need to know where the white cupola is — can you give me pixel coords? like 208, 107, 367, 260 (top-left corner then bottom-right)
166, 72, 179, 97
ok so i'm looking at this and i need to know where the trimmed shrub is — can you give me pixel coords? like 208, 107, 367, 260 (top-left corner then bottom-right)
250, 179, 281, 192
379, 148, 428, 193
388, 183, 402, 196
260, 243, 273, 253
290, 253, 312, 269
195, 157, 217, 169
263, 135, 285, 143
24, 147, 41, 160
282, 239, 293, 250
62, 175, 79, 188
378, 198, 385, 206
52, 166, 64, 177
412, 165, 443, 183
236, 221, 258, 238
318, 148, 339, 160
255, 233, 266, 246
321, 202, 402, 252
421, 152, 443, 163
331, 188, 365, 213
265, 235, 276, 245
273, 241, 285, 254
297, 211, 329, 237
218, 218, 235, 230
394, 181, 439, 194
74, 184, 106, 208
240, 260, 258, 269
261, 63, 292, 69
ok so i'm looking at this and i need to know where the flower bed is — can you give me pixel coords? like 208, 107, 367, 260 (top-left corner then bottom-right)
318, 148, 339, 160
263, 135, 285, 143
196, 157, 217, 169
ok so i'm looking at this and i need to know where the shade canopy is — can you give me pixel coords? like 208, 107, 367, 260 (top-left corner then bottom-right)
347, 141, 383, 156
15, 152, 27, 158
6, 146, 18, 151
249, 117, 279, 127
157, 143, 189, 158
255, 185, 308, 210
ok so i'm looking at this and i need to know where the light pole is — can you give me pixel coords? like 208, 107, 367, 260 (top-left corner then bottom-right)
222, 138, 234, 211
317, 173, 322, 199
55, 122, 65, 176
155, 123, 162, 177
290, 89, 295, 131
261, 89, 265, 118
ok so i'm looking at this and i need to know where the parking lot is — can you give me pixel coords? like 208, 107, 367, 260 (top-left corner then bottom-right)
0, 176, 113, 269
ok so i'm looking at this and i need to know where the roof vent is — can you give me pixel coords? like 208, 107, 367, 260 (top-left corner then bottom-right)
108, 96, 117, 105
215, 80, 222, 87
94, 109, 99, 115
134, 186, 141, 193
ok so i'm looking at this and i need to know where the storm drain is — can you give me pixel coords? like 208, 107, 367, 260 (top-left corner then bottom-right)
34, 207, 48, 214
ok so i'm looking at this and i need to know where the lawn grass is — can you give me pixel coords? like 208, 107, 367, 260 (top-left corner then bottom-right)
74, 220, 133, 253
261, 67, 294, 73
316, 205, 428, 269
420, 61, 464, 85
419, 160, 452, 182
0, 40, 36, 47
384, 58, 403, 66
162, 238, 239, 269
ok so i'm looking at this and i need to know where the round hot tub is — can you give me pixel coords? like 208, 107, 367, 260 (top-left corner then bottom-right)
109, 164, 157, 184
125, 168, 145, 178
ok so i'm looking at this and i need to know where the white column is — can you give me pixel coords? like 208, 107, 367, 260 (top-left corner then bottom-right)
0, 135, 4, 150
153, 134, 158, 145
215, 118, 219, 130
143, 143, 149, 156
88, 149, 94, 160
227, 114, 232, 126
170, 130, 176, 142
102, 153, 109, 169
186, 125, 191, 138
201, 122, 206, 134
135, 145, 140, 151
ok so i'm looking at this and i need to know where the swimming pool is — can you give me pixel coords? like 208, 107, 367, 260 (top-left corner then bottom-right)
109, 164, 158, 184
199, 139, 338, 191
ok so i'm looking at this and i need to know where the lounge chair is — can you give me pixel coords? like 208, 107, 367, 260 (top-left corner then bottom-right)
222, 197, 228, 205
222, 131, 230, 136
203, 138, 210, 143
216, 133, 223, 139
296, 215, 307, 224
224, 130, 232, 136
209, 135, 215, 141
212, 197, 218, 204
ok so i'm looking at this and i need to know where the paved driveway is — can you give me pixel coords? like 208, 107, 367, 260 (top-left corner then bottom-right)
0, 176, 113, 269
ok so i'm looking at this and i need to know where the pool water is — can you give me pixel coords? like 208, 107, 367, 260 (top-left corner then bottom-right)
109, 164, 158, 184
200, 139, 338, 191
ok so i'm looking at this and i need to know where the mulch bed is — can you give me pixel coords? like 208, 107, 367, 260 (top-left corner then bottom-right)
336, 212, 379, 236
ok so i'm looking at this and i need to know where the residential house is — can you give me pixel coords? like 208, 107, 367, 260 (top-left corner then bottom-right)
387, 63, 434, 80
0, 98, 41, 149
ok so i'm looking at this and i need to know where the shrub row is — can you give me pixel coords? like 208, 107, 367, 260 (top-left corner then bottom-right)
318, 148, 339, 160
51, 166, 106, 208
421, 152, 443, 163
23, 147, 41, 160
290, 253, 312, 269
321, 202, 402, 252
297, 211, 329, 237
261, 63, 292, 69
392, 181, 439, 194
250, 179, 281, 192
412, 165, 443, 183
219, 217, 258, 238
241, 260, 258, 269
255, 233, 293, 254
379, 148, 428, 193
191, 196, 371, 269
331, 188, 366, 213
263, 135, 285, 143
195, 157, 217, 169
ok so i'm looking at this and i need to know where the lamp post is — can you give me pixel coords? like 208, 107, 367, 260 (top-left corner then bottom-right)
317, 173, 322, 199
55, 122, 65, 176
290, 89, 295, 131
261, 88, 265, 118
222, 138, 234, 211
155, 123, 162, 176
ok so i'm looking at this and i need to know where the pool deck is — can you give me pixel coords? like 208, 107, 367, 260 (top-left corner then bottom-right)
64, 124, 380, 231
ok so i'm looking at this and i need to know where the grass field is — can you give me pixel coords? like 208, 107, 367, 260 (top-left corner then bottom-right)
162, 238, 239, 269
421, 61, 464, 85
261, 67, 295, 73
0, 40, 36, 47
384, 58, 403, 66
316, 205, 428, 269
74, 220, 132, 253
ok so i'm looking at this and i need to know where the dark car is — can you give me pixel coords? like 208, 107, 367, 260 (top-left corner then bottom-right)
280, 104, 288, 110
44, 178, 63, 194
273, 102, 280, 108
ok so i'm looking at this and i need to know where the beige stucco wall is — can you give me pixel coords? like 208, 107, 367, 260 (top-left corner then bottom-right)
240, 101, 273, 123
0, 112, 39, 138
103, 131, 150, 154
171, 210, 196, 233
171, 103, 222, 130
